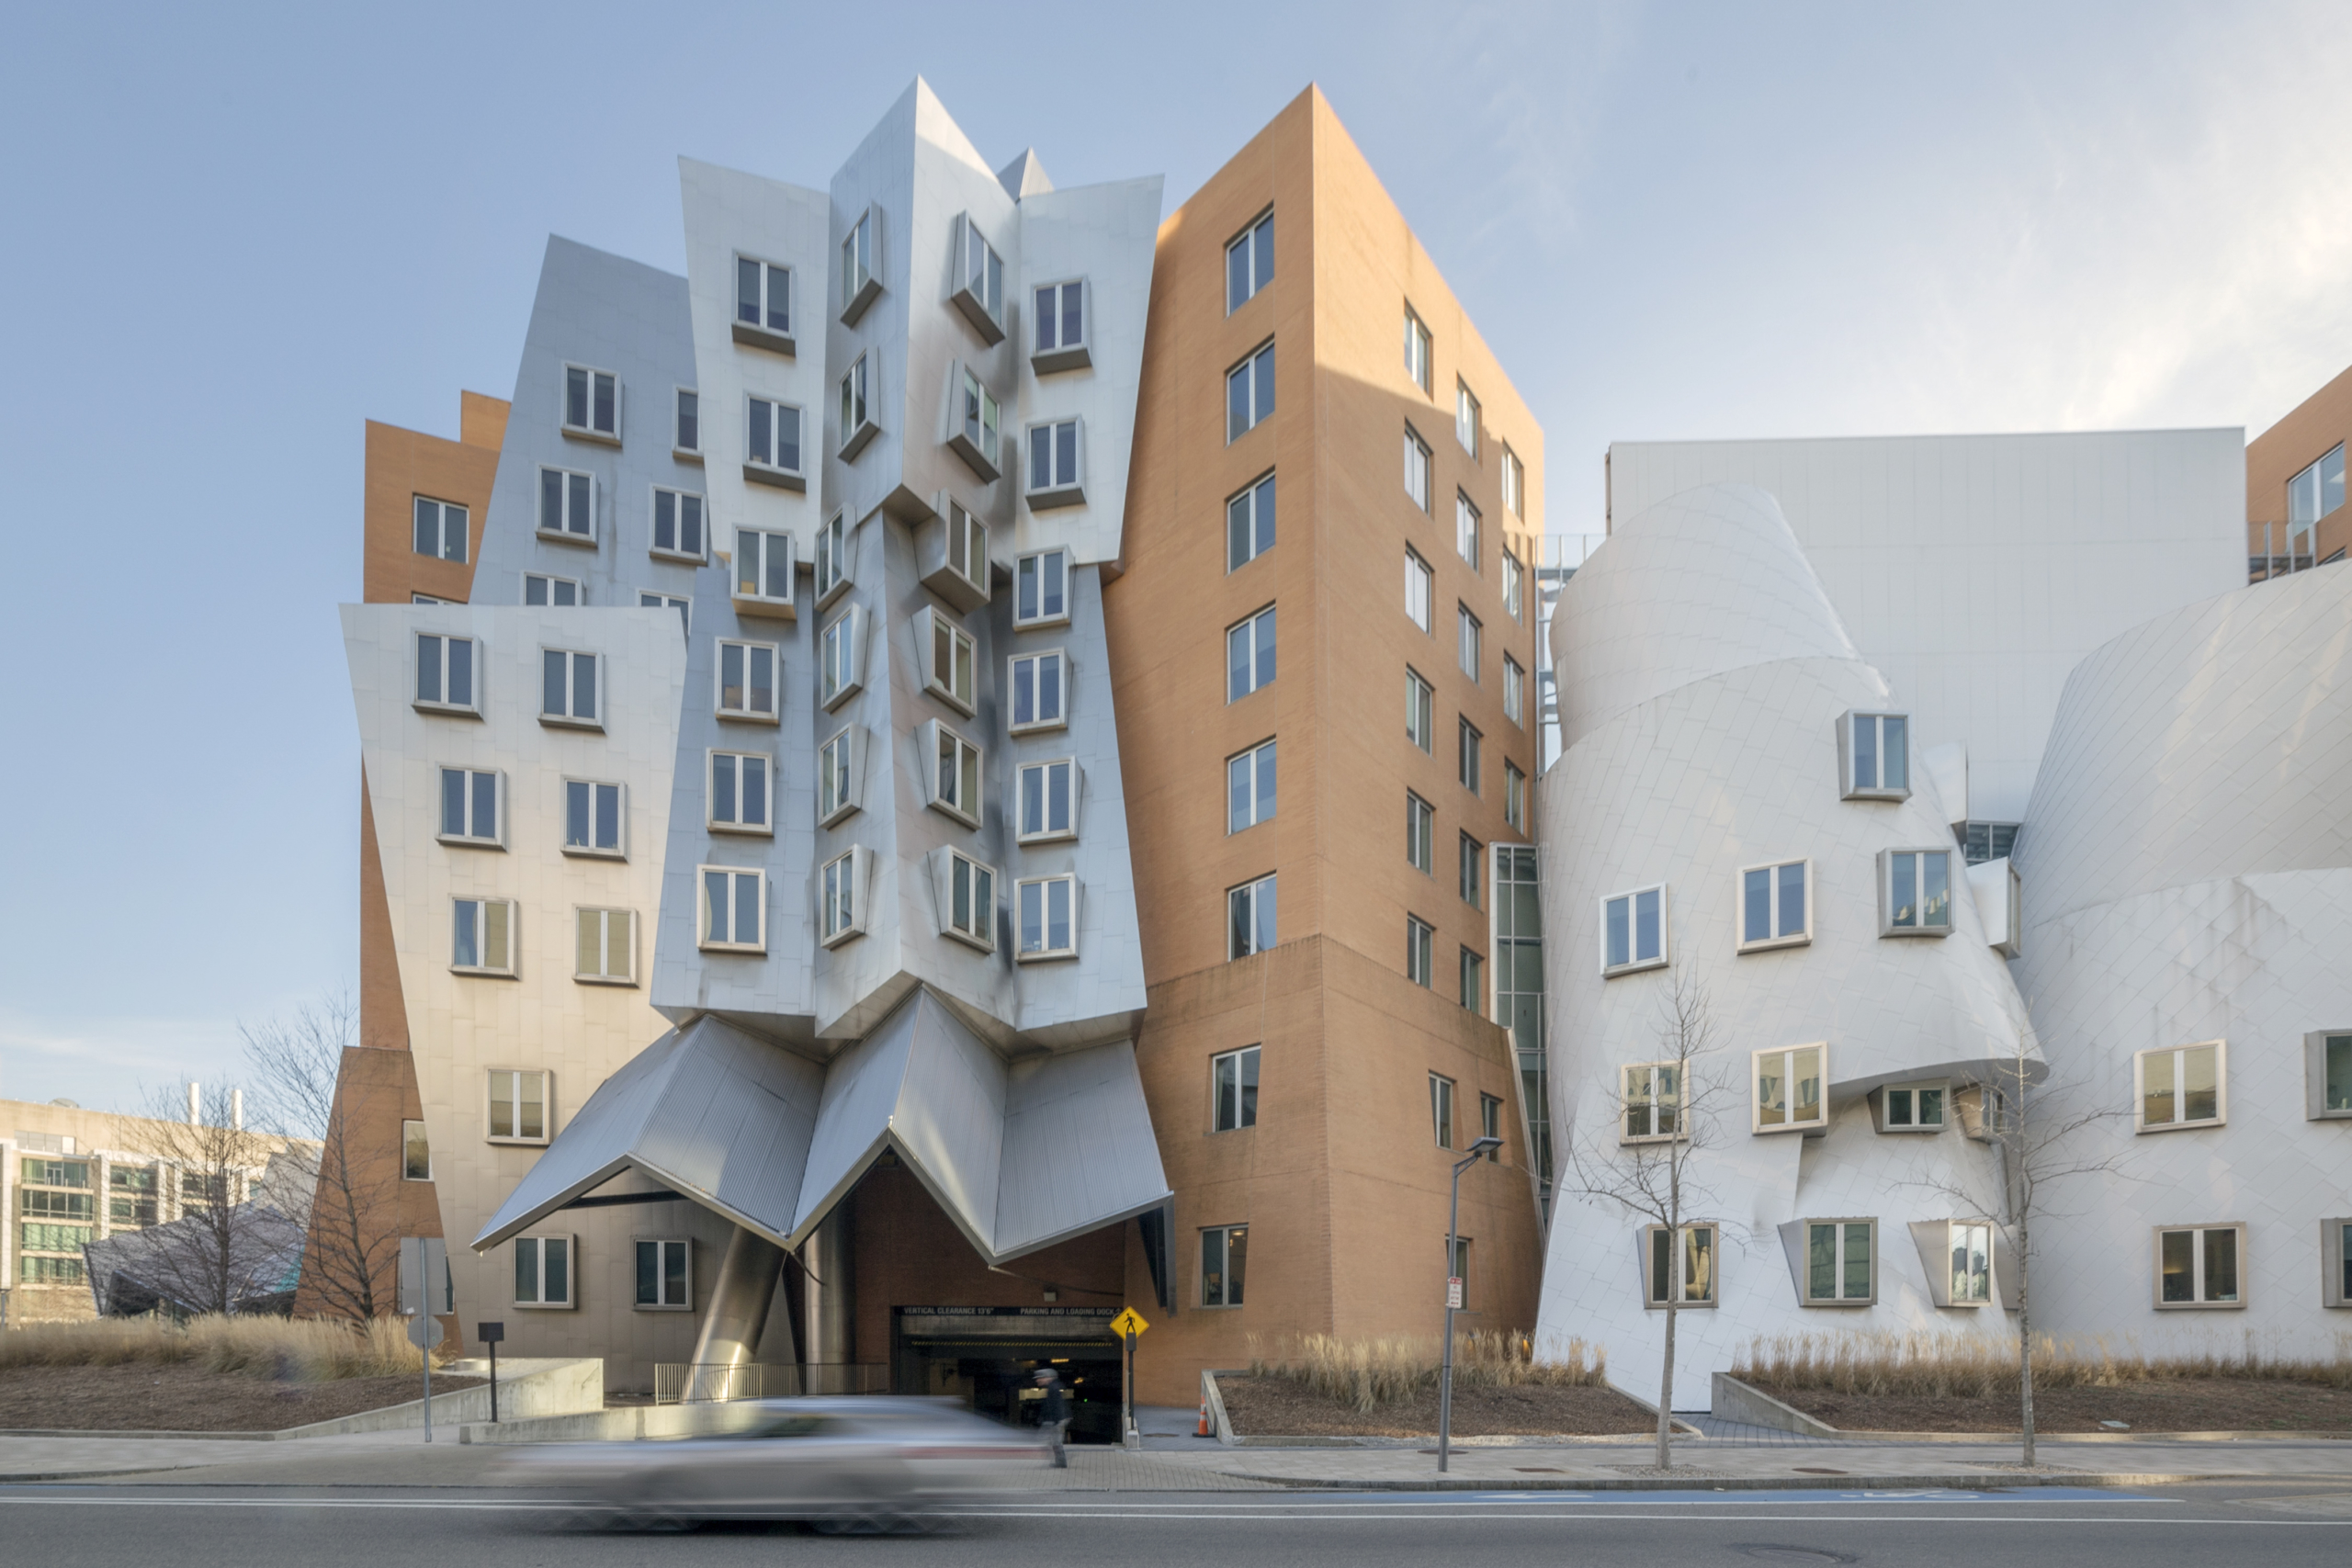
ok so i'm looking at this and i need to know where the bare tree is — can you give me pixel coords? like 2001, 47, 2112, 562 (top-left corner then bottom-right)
243, 992, 404, 1322
118, 1081, 300, 1316
1555, 973, 1733, 1470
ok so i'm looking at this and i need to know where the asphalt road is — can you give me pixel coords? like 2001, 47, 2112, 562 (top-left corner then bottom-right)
6, 1483, 2352, 1566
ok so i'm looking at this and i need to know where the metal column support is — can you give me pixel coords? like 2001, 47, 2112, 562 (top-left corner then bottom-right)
685, 1225, 786, 1402
801, 1205, 854, 1388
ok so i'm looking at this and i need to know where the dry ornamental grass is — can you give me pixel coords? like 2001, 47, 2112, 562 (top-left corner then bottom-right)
1246, 1330, 1607, 1413
0, 1314, 447, 1382
1734, 1328, 2352, 1398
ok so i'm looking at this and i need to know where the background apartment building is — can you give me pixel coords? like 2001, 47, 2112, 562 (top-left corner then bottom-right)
2248, 360, 2352, 581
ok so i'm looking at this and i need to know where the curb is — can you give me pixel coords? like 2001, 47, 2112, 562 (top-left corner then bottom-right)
1218, 1469, 2244, 1493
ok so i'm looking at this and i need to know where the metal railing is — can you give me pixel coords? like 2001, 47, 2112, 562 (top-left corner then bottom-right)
653, 1361, 892, 1404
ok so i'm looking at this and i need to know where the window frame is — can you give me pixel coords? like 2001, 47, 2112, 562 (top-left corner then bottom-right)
707, 750, 774, 837
2154, 1222, 2247, 1310
816, 727, 863, 829
1017, 756, 1080, 844
401, 1120, 431, 1181
1404, 304, 1431, 394
634, 1237, 693, 1312
1404, 425, 1432, 512
413, 495, 469, 563
819, 846, 870, 949
1226, 739, 1275, 835
1227, 471, 1276, 573
819, 606, 865, 712
696, 865, 766, 954
1015, 547, 1071, 628
413, 633, 481, 717
538, 648, 602, 730
734, 253, 794, 345
936, 847, 998, 953
2305, 1030, 2352, 1121
715, 637, 782, 724
1455, 491, 1481, 572
1457, 603, 1481, 682
649, 485, 707, 562
1459, 831, 1483, 909
744, 394, 807, 490
1462, 947, 1487, 1013
1406, 547, 1434, 632
1407, 668, 1435, 753
947, 211, 1007, 342
1454, 379, 1481, 458
814, 512, 854, 610
560, 363, 620, 444
1801, 1217, 1878, 1307
914, 604, 976, 716
1643, 1223, 1718, 1309
1407, 914, 1434, 987
560, 777, 627, 859
1505, 761, 1527, 834
1839, 710, 1912, 801
1457, 716, 1482, 796
733, 527, 796, 608
1622, 1061, 1684, 1144
1878, 847, 1954, 937
1200, 1223, 1249, 1308
572, 906, 638, 987
947, 363, 1003, 481
484, 1068, 552, 1145
931, 495, 990, 606
537, 465, 596, 545
1873, 1079, 1951, 1133
1600, 884, 1668, 976
673, 387, 701, 457
2289, 443, 2346, 535
839, 353, 878, 459
840, 204, 882, 323
1430, 1072, 1455, 1148
1501, 549, 1524, 621
923, 718, 984, 829
2135, 1040, 2228, 1133
1407, 792, 1434, 875
435, 765, 504, 849
1501, 445, 1525, 519
1227, 874, 1277, 960
1015, 874, 1080, 963
1225, 209, 1273, 314
1502, 654, 1525, 727
1031, 276, 1091, 373
451, 897, 518, 978
1009, 648, 1069, 734
1227, 605, 1277, 703
1752, 1043, 1829, 1135
523, 571, 582, 607
513, 1233, 576, 1309
1736, 857, 1813, 953
1227, 340, 1275, 444
1212, 1045, 1261, 1134
1024, 418, 1085, 508
2323, 1218, 2352, 1309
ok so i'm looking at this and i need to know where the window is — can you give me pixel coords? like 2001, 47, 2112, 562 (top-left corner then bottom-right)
1503, 656, 1524, 727
413, 496, 468, 562
1009, 752, 1082, 848
1404, 306, 1431, 393
917, 606, 976, 714
563, 778, 624, 857
1407, 668, 1434, 752
819, 609, 865, 712
1201, 1224, 1249, 1307
1227, 739, 1275, 834
1880, 849, 1952, 935
414, 633, 479, 715
1454, 381, 1480, 457
839, 355, 876, 458
744, 396, 805, 487
2138, 1041, 2225, 1132
1645, 1224, 1717, 1308
734, 528, 793, 604
1016, 548, 1069, 627
2326, 1221, 2352, 1308
1455, 493, 1481, 571
514, 1235, 574, 1308
1962, 821, 2021, 864
1213, 1046, 1260, 1132
673, 388, 700, 455
925, 720, 983, 828
1406, 547, 1433, 632
2307, 1031, 2352, 1120
640, 592, 689, 634
1032, 278, 1090, 371
1228, 874, 1276, 959
1502, 550, 1524, 621
108, 1166, 156, 1227
643, 487, 706, 561
540, 649, 599, 728
486, 1069, 549, 1143
635, 1238, 691, 1310
817, 728, 861, 828
1877, 1080, 1947, 1132
452, 897, 516, 976
1458, 717, 1481, 795
814, 512, 854, 607
1840, 711, 1910, 799
574, 908, 636, 985
1739, 859, 1810, 952
1227, 473, 1276, 571
1480, 1093, 1502, 1156
437, 767, 502, 847
1010, 650, 1067, 732
562, 365, 618, 442
1804, 1220, 1875, 1305
938, 848, 997, 951
699, 866, 765, 953
1430, 1072, 1455, 1147
1407, 793, 1434, 874
1754, 1044, 1827, 1134
1462, 949, 1486, 1013
949, 365, 1002, 479
524, 572, 580, 606
820, 847, 868, 947
1623, 1062, 1682, 1143
1226, 209, 1273, 312
1459, 832, 1483, 908
1458, 604, 1481, 682
401, 1121, 430, 1180
20, 1158, 90, 1189
948, 212, 1005, 339
538, 466, 594, 542
841, 206, 879, 321
710, 750, 772, 834
18, 1257, 84, 1284
1404, 426, 1431, 511
1227, 606, 1276, 701
1502, 446, 1524, 518
1505, 762, 1526, 834
1227, 341, 1275, 442
928, 497, 989, 606
1026, 419, 1084, 506
1938, 1220, 1995, 1306
1406, 915, 1434, 987
1017, 875, 1079, 961
2156, 1224, 2245, 1308
412, 593, 453, 605
2290, 443, 2346, 536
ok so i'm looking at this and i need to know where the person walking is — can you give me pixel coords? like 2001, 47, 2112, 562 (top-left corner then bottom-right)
1034, 1367, 1070, 1469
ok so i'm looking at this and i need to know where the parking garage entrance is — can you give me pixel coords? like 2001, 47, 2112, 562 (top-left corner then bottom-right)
893, 1306, 1125, 1444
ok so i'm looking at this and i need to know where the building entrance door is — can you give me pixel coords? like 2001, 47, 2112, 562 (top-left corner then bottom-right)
892, 1306, 1124, 1443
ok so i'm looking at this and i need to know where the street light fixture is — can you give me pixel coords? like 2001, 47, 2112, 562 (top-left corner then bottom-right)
1438, 1134, 1503, 1472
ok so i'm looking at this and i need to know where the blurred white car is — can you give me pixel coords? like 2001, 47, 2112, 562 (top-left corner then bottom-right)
492, 1395, 1049, 1529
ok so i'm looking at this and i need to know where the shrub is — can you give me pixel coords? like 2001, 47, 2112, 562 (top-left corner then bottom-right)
0, 1314, 448, 1381
1246, 1330, 1606, 1413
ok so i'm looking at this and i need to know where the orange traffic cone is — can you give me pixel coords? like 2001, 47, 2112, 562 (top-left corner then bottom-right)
1197, 1397, 1211, 1437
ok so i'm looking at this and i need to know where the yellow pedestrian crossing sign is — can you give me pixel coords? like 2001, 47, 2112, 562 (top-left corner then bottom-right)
1111, 1307, 1149, 1338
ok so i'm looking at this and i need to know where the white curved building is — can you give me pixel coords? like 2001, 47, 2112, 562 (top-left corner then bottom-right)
1533, 485, 2040, 1408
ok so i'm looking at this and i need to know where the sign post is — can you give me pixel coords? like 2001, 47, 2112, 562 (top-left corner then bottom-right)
1110, 1307, 1149, 1449
399, 1238, 448, 1443
478, 1322, 505, 1423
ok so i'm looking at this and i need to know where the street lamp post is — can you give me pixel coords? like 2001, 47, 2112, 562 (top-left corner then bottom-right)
1438, 1135, 1503, 1473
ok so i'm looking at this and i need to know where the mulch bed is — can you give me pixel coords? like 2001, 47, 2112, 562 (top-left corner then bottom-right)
0, 1363, 483, 1432
1749, 1377, 2352, 1434
1218, 1376, 1658, 1438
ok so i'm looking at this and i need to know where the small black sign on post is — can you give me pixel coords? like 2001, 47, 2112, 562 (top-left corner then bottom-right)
478, 1322, 505, 1423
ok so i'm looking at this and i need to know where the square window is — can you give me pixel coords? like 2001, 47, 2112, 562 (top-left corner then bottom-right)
1227, 341, 1275, 443
1458, 717, 1482, 795
1840, 711, 1911, 799
1228, 874, 1277, 959
1458, 604, 1481, 682
413, 496, 468, 563
674, 388, 700, 454
1503, 655, 1524, 726
1430, 1072, 1455, 1147
1804, 1219, 1876, 1305
1459, 832, 1483, 908
916, 605, 976, 715
1016, 874, 1079, 961
1213, 1046, 1260, 1132
1875, 1080, 1949, 1132
1738, 859, 1811, 951
1505, 762, 1527, 834
1502, 446, 1525, 519
818, 608, 864, 713
1753, 1043, 1827, 1134
745, 396, 806, 489
1455, 380, 1480, 458
2307, 1031, 2352, 1120
1016, 549, 1069, 627
1010, 649, 1068, 733
573, 907, 637, 985
513, 1234, 574, 1308
1406, 547, 1433, 632
814, 512, 854, 609
540, 649, 600, 728
524, 572, 581, 606
936, 848, 997, 952
817, 727, 862, 828
925, 720, 984, 828
2137, 1041, 2226, 1132
561, 365, 619, 443
401, 1120, 431, 1181
452, 898, 516, 977
1461, 948, 1486, 1013
1025, 419, 1085, 508
1227, 606, 1277, 701
948, 364, 1002, 481
1455, 492, 1481, 572
2155, 1224, 2245, 1309
1032, 277, 1091, 372
537, 466, 594, 544
820, 847, 867, 947
1645, 1224, 1717, 1307
1406, 915, 1433, 987
841, 206, 881, 323
562, 778, 625, 857
486, 1069, 550, 1143
734, 528, 794, 605
709, 750, 773, 835
1200, 1224, 1249, 1307
437, 766, 503, 848
1407, 793, 1433, 874
1404, 426, 1431, 512
1404, 305, 1431, 394
1019, 756, 1080, 842
839, 355, 877, 459
698, 866, 765, 953
1227, 740, 1275, 834
1407, 669, 1434, 753
414, 633, 480, 715
948, 212, 1006, 341
1623, 1061, 1682, 1143
1226, 209, 1273, 312
635, 1238, 691, 1311
650, 487, 707, 559
1228, 473, 1276, 572
1879, 848, 1952, 935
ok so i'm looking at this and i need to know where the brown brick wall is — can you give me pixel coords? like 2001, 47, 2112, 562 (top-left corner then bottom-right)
2248, 360, 2352, 572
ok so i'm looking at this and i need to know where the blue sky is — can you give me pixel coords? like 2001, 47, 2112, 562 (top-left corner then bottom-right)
4, 1, 2348, 1109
